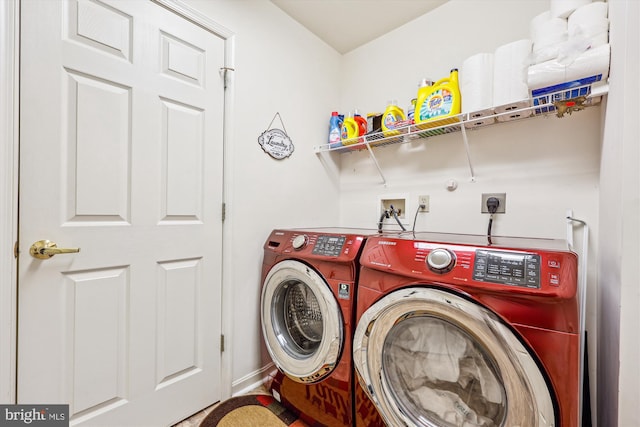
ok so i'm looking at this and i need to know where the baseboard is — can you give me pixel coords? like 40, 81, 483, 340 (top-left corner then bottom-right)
231, 363, 275, 396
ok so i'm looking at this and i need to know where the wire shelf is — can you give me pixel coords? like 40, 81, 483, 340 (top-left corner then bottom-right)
314, 82, 608, 154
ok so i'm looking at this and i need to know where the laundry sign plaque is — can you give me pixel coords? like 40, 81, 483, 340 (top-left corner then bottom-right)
258, 112, 294, 160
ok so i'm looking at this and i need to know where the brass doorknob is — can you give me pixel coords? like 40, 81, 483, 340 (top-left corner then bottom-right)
29, 240, 80, 259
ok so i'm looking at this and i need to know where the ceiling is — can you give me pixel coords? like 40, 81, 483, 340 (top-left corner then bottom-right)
270, 0, 448, 54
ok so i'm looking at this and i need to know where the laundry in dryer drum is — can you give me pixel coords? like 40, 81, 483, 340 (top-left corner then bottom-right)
384, 317, 505, 423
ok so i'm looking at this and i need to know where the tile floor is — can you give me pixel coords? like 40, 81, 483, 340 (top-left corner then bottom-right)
172, 384, 270, 427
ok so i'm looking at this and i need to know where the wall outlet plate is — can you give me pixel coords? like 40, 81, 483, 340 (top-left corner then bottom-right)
418, 195, 429, 212
481, 193, 506, 214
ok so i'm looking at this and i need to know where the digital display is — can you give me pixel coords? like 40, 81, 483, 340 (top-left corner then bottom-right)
312, 235, 346, 257
473, 250, 540, 288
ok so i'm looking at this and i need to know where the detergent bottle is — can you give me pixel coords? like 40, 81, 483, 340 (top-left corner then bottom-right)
407, 98, 417, 123
341, 112, 360, 145
353, 109, 367, 137
381, 100, 406, 137
328, 111, 342, 148
415, 69, 461, 129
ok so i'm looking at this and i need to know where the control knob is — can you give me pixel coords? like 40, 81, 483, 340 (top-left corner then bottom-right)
427, 248, 456, 273
292, 234, 308, 250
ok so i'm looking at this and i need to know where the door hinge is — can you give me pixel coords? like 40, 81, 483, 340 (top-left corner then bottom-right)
220, 67, 234, 89
220, 334, 225, 352
14, 241, 18, 258
222, 203, 226, 222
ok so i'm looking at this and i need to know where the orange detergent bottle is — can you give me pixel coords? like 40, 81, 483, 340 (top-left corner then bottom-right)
353, 109, 367, 137
415, 69, 462, 129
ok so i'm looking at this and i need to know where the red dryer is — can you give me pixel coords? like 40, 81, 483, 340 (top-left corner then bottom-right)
260, 228, 385, 427
353, 232, 581, 427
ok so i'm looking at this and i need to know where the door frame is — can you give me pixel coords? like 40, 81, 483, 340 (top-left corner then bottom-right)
0, 0, 236, 405
0, 0, 19, 405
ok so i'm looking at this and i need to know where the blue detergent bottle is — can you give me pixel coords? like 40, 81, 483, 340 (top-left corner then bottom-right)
329, 111, 343, 148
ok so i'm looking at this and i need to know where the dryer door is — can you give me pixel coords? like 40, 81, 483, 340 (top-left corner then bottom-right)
353, 287, 555, 427
261, 260, 343, 384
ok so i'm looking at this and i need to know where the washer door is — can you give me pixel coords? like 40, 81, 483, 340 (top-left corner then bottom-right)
261, 260, 343, 384
353, 288, 555, 427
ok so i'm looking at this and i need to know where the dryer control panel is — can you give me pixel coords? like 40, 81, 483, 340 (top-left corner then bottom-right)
312, 235, 347, 257
265, 229, 370, 262
473, 250, 541, 288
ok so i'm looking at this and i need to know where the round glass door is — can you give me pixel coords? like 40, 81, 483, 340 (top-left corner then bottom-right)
261, 260, 343, 383
382, 315, 507, 426
353, 287, 555, 427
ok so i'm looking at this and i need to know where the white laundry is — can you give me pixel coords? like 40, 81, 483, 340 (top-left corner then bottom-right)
413, 386, 496, 426
390, 319, 468, 383
458, 353, 504, 404
382, 317, 508, 426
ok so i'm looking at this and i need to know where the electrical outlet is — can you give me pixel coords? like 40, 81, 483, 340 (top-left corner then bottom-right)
418, 195, 429, 212
481, 193, 506, 214
380, 198, 405, 218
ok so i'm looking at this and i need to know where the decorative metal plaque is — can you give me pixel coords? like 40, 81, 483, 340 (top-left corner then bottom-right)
258, 113, 294, 160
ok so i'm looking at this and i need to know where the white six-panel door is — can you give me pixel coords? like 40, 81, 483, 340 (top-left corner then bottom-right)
18, 1, 225, 425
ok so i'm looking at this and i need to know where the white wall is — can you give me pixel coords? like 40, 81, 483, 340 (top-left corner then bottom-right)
598, 1, 640, 426
181, 0, 342, 393
339, 0, 548, 119
337, 0, 602, 419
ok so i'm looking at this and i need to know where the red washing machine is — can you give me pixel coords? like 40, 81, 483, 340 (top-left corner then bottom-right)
353, 232, 581, 427
260, 228, 385, 427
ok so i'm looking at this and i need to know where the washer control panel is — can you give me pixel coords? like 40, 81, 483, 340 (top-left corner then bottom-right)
312, 235, 347, 257
473, 250, 541, 288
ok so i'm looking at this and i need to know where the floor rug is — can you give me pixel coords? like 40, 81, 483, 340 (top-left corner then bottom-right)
199, 394, 309, 427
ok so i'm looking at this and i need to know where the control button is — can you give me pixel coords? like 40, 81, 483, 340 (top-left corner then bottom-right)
549, 273, 560, 286
292, 234, 308, 250
427, 248, 456, 274
548, 259, 561, 268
